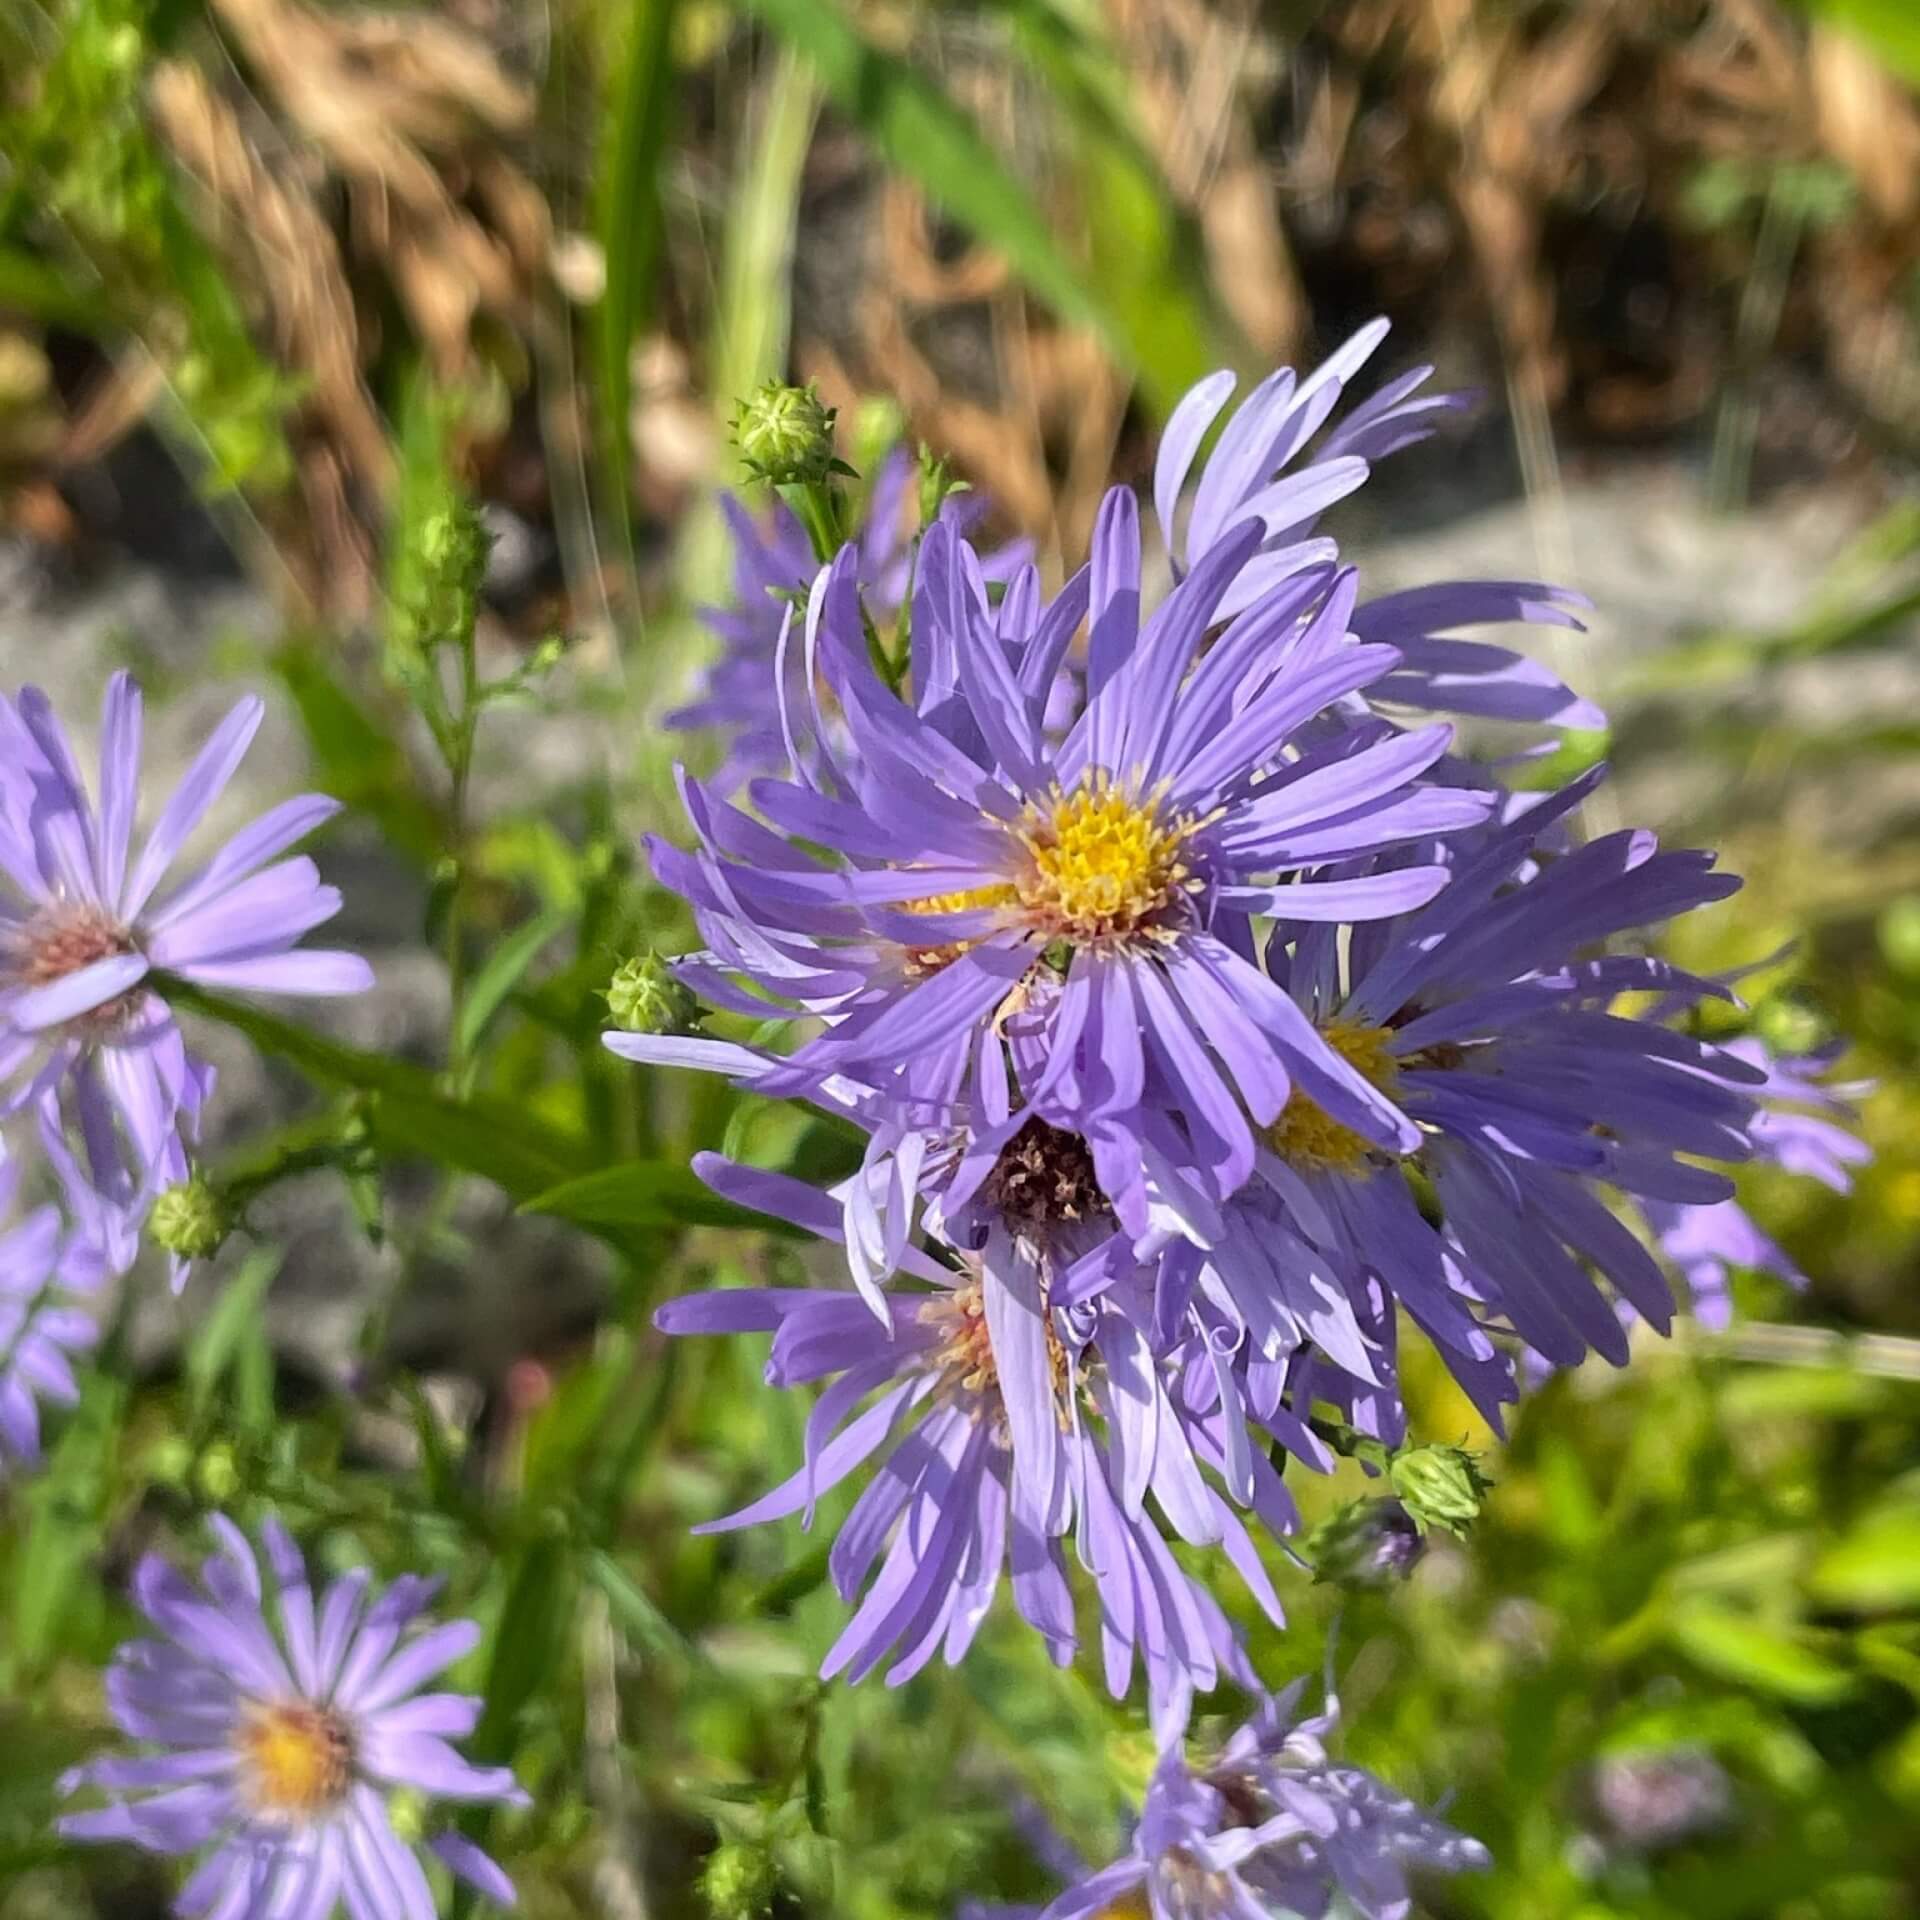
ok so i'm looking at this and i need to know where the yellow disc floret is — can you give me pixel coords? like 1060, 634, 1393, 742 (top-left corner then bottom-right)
1016, 773, 1196, 944
1265, 1020, 1401, 1177
238, 1702, 355, 1816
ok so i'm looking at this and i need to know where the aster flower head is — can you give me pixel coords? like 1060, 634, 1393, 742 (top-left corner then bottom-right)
60, 1516, 526, 1915
657, 1136, 1304, 1714
0, 1156, 107, 1476
1193, 767, 1766, 1423
1038, 1676, 1488, 1920
0, 675, 372, 1266
654, 512, 1494, 1241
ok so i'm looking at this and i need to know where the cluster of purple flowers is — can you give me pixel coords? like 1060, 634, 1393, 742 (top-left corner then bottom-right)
969, 1678, 1489, 1920
620, 324, 1870, 1912
0, 671, 372, 1309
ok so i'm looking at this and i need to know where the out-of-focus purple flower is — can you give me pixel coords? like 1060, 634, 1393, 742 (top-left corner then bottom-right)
1640, 1038, 1871, 1329
60, 1516, 525, 1914
1218, 767, 1762, 1424
0, 675, 372, 1272
658, 1142, 1294, 1713
0, 1156, 106, 1475
669, 451, 1031, 792
1032, 1677, 1488, 1919
1586, 1747, 1733, 1854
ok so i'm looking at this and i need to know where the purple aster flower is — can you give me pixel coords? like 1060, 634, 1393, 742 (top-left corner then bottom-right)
652, 511, 1494, 1226
60, 1515, 526, 1915
1197, 767, 1765, 1422
1640, 1037, 1870, 1329
1032, 1676, 1488, 1919
669, 450, 1031, 791
0, 1155, 107, 1475
0, 675, 373, 1264
658, 1138, 1296, 1713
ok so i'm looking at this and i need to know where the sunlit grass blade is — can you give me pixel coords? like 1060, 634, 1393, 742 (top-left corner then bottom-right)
594, 0, 681, 565
736, 0, 1117, 354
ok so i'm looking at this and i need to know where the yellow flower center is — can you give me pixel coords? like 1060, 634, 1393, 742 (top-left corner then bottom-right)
899, 883, 1019, 976
1095, 1895, 1152, 1920
920, 1276, 1072, 1424
904, 885, 1018, 919
1265, 1020, 1401, 1176
1015, 774, 1196, 945
237, 1702, 355, 1816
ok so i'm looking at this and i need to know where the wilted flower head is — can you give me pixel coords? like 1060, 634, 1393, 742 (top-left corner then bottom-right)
60, 1515, 525, 1914
0, 1157, 106, 1476
1306, 1498, 1426, 1592
1036, 1677, 1489, 1919
0, 675, 372, 1267
656, 1143, 1299, 1713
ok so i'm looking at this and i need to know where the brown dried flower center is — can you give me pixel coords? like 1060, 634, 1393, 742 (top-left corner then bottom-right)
981, 1118, 1108, 1235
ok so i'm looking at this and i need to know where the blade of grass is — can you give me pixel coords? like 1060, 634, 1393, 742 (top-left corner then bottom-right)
676, 40, 822, 615
736, 0, 1117, 355
996, 0, 1241, 409
594, 0, 681, 570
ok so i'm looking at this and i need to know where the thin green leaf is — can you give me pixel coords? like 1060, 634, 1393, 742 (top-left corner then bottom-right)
455, 906, 574, 1059
586, 1549, 693, 1665
521, 1162, 802, 1237
998, 0, 1236, 408
1668, 1601, 1856, 1704
186, 1248, 281, 1423
594, 0, 680, 557
164, 981, 599, 1204
271, 645, 445, 866
472, 1536, 577, 1763
738, 0, 1111, 347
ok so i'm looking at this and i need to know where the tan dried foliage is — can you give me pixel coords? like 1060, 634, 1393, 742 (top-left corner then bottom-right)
208, 0, 550, 381
148, 56, 390, 492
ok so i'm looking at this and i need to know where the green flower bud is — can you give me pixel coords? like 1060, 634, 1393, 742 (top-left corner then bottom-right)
1305, 1496, 1426, 1591
605, 952, 698, 1036
732, 381, 839, 486
196, 1444, 240, 1504
149, 1178, 232, 1263
917, 444, 971, 527
700, 1841, 777, 1920
386, 1787, 428, 1844
388, 496, 492, 672
1389, 1444, 1493, 1538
